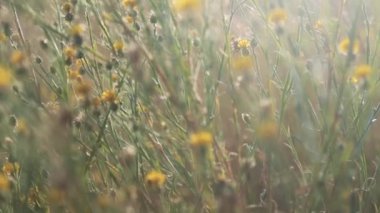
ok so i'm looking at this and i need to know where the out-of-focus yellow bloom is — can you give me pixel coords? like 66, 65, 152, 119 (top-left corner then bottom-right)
351, 64, 372, 84
0, 174, 10, 192
190, 131, 213, 147
172, 0, 201, 13
268, 8, 288, 25
237, 39, 250, 49
2, 162, 18, 175
123, 0, 137, 7
124, 16, 134, 24
354, 64, 371, 79
257, 120, 278, 140
70, 24, 85, 36
338, 37, 360, 55
15, 118, 29, 136
113, 40, 124, 52
145, 170, 166, 187
0, 33, 6, 43
231, 56, 254, 71
0, 66, 13, 88
10, 50, 26, 65
101, 89, 118, 103
64, 46, 77, 59
68, 68, 80, 80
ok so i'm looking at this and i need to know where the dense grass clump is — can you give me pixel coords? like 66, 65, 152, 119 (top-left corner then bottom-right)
1, 0, 380, 212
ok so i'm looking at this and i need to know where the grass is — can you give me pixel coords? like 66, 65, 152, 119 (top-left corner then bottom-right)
0, 0, 380, 212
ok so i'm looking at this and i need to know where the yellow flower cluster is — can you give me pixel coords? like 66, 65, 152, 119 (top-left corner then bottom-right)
268, 8, 288, 25
190, 131, 213, 147
145, 170, 166, 187
0, 65, 12, 88
338, 37, 360, 55
351, 64, 372, 84
172, 0, 201, 13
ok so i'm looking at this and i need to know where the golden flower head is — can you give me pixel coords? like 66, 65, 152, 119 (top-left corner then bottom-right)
145, 170, 166, 187
0, 174, 10, 192
257, 120, 278, 140
354, 64, 372, 78
351, 64, 372, 84
101, 89, 118, 103
113, 40, 125, 52
268, 8, 288, 25
64, 46, 77, 59
123, 0, 137, 7
0, 65, 13, 88
2, 162, 18, 175
338, 37, 360, 55
237, 39, 250, 49
190, 131, 213, 147
10, 50, 26, 65
172, 0, 201, 13
70, 24, 85, 36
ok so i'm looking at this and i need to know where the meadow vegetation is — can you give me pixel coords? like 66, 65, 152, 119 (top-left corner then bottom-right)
0, 0, 380, 212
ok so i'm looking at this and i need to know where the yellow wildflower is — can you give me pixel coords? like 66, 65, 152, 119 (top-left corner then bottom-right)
172, 0, 201, 13
64, 46, 77, 59
123, 0, 137, 7
257, 120, 278, 140
237, 39, 250, 49
68, 68, 80, 80
75, 79, 93, 97
113, 40, 124, 52
145, 170, 166, 187
0, 174, 10, 192
354, 64, 371, 79
268, 8, 288, 25
190, 131, 213, 147
70, 24, 85, 36
338, 37, 360, 55
10, 50, 26, 65
101, 89, 118, 103
2, 162, 15, 175
0, 66, 13, 88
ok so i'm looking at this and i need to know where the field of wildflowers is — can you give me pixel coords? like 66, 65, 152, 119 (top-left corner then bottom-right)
1, 0, 380, 212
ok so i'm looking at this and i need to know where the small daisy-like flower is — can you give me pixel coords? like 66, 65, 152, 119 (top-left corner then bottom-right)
70, 24, 85, 36
145, 170, 166, 187
237, 39, 250, 49
101, 89, 118, 103
268, 8, 288, 25
354, 64, 372, 79
123, 0, 137, 7
10, 50, 26, 65
338, 37, 360, 55
172, 0, 201, 13
64, 46, 77, 59
113, 40, 125, 52
190, 131, 213, 147
351, 64, 372, 84
0, 65, 13, 88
